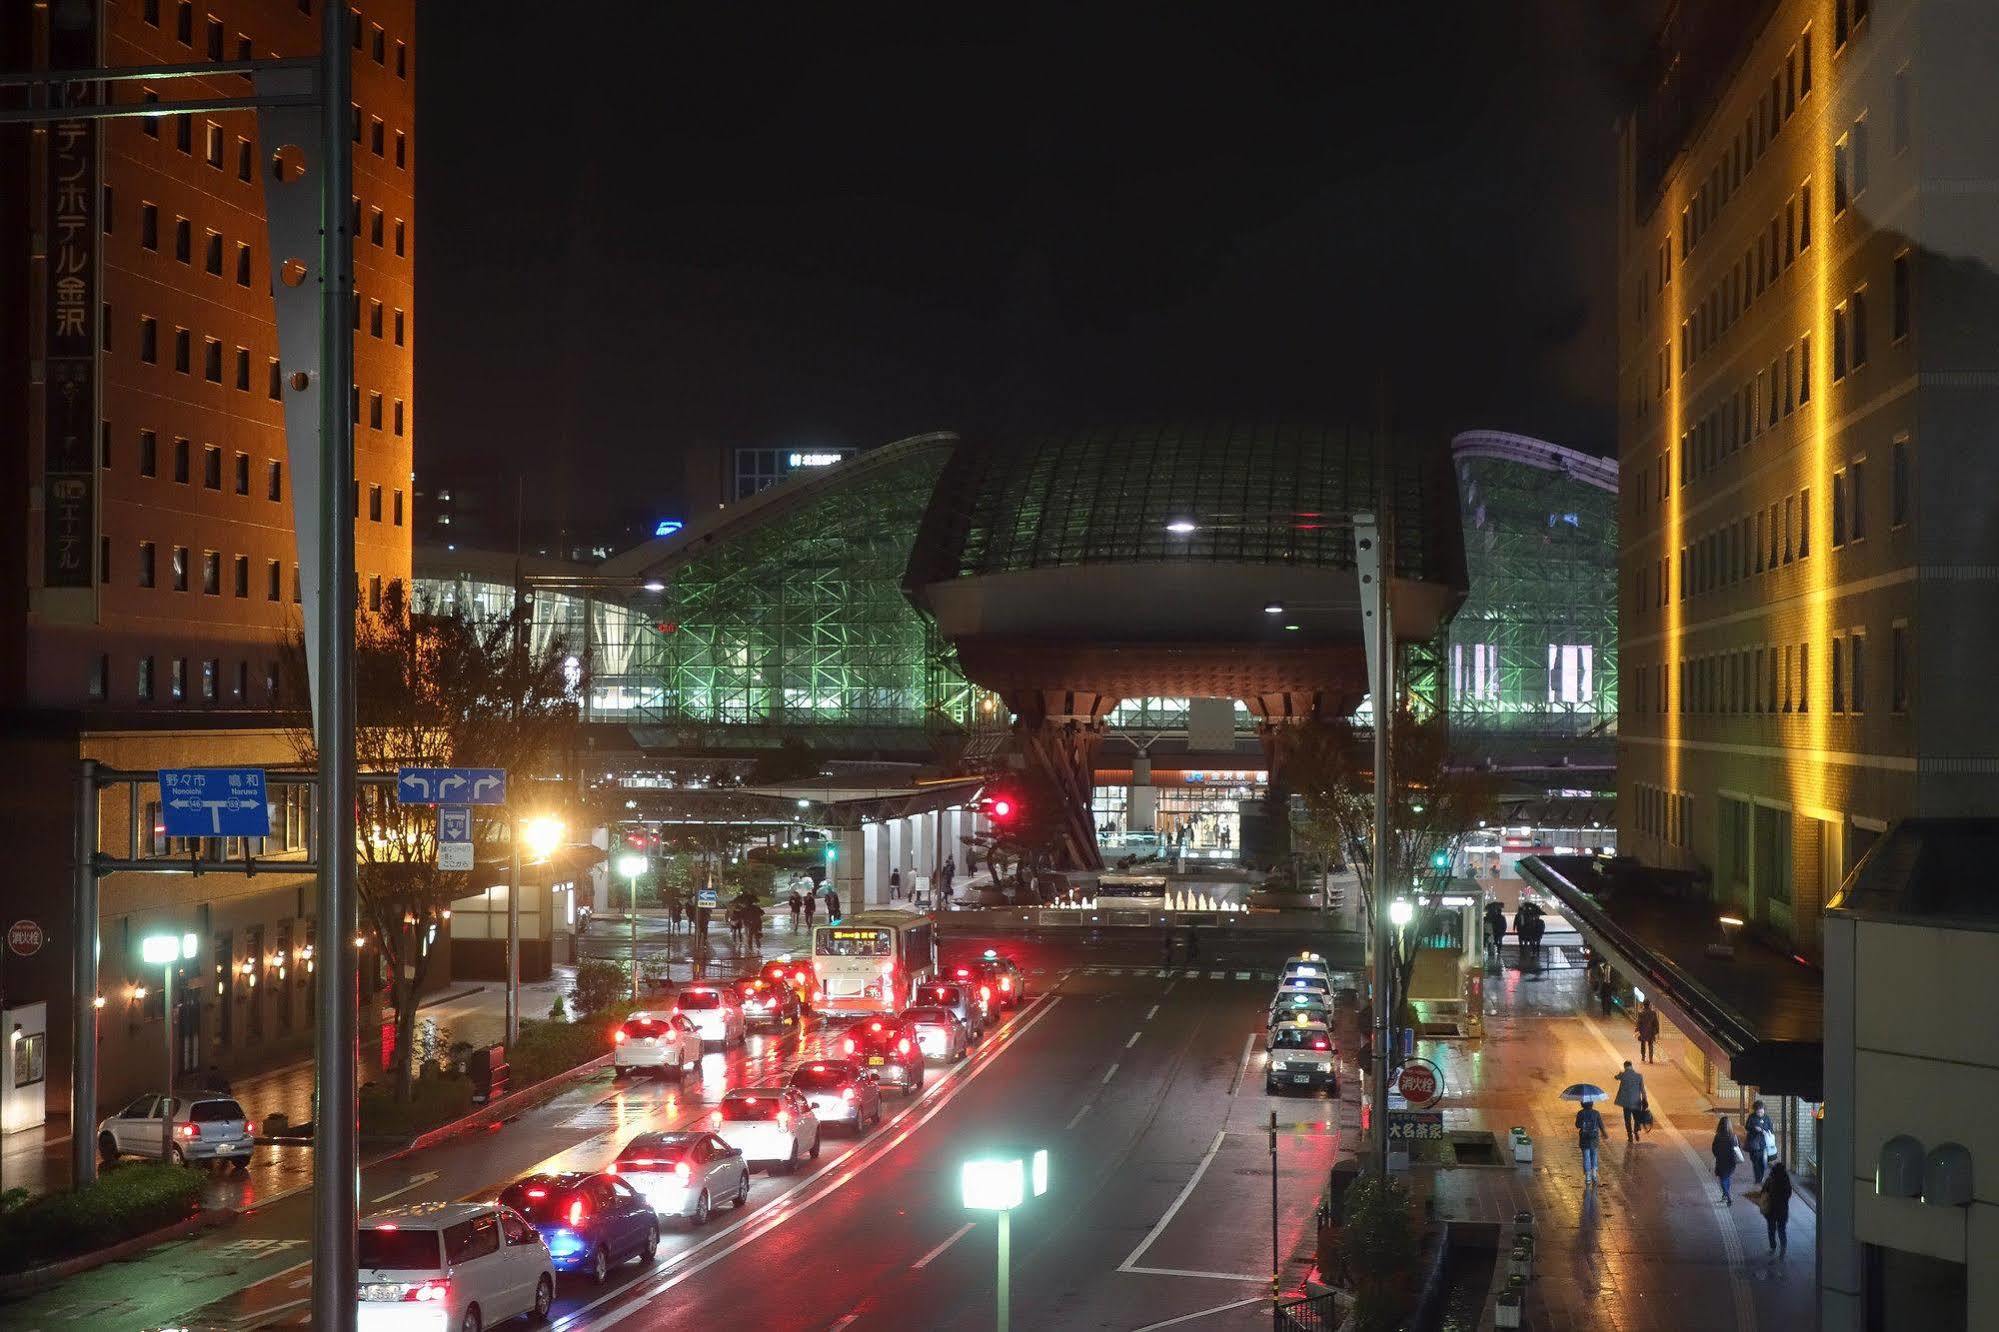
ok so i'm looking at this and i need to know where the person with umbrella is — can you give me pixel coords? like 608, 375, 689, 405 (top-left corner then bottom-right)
1563, 1083, 1609, 1185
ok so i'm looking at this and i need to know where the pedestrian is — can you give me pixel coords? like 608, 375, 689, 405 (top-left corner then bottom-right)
1613, 1060, 1647, 1141
748, 902, 765, 951
1483, 899, 1507, 956
788, 889, 802, 928
803, 892, 817, 928
1575, 1098, 1607, 1185
1597, 969, 1616, 1017
1712, 1116, 1740, 1203
889, 867, 902, 901
1744, 1100, 1776, 1186
826, 888, 842, 922
1761, 1159, 1794, 1257
1635, 1001, 1661, 1063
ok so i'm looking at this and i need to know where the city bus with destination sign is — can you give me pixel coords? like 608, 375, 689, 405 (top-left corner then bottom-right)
811, 912, 936, 1017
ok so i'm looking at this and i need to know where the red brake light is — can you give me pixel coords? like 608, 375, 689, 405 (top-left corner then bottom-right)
956, 968, 970, 978
614, 1028, 627, 1043
674, 1161, 691, 1184
178, 1123, 199, 1138
843, 1038, 855, 1054
840, 1087, 855, 1102
1000, 977, 1012, 992
870, 1021, 882, 1032
777, 1110, 790, 1128
1313, 1039, 1330, 1050
403, 1279, 449, 1303
604, 1162, 619, 1175
526, 1187, 548, 1199
711, 1110, 723, 1128
980, 986, 991, 1002
897, 1038, 911, 1055
568, 1199, 585, 1227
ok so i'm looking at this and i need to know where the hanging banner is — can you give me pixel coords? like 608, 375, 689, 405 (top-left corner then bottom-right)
43, 4, 99, 589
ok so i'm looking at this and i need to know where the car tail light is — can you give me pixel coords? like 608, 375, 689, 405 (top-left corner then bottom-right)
674, 1161, 691, 1184
1313, 1039, 1330, 1050
177, 1123, 199, 1139
980, 986, 991, 1003
843, 1038, 855, 1054
614, 1029, 627, 1043
403, 1279, 449, 1303
955, 968, 970, 978
1000, 977, 1012, 992
841, 1087, 855, 1102
777, 1110, 791, 1128
526, 1187, 548, 1199
568, 1199, 586, 1227
711, 1110, 724, 1129
897, 1038, 911, 1055
870, 1021, 882, 1032
605, 1162, 619, 1175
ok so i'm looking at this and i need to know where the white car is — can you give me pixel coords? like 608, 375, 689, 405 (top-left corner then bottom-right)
1266, 1018, 1339, 1096
612, 1012, 702, 1078
357, 1202, 553, 1332
98, 1091, 254, 1169
611, 1130, 751, 1226
674, 985, 747, 1048
710, 1087, 820, 1174
1268, 992, 1333, 1030
1273, 974, 1332, 1005
1282, 954, 1330, 983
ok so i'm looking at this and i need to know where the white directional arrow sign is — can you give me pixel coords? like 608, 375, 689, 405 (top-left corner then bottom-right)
395, 768, 506, 806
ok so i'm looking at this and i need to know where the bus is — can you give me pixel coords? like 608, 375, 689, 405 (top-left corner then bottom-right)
1095, 872, 1168, 910
810, 912, 937, 1017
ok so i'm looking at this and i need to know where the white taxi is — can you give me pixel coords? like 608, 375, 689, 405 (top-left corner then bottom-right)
1265, 1018, 1338, 1096
710, 1087, 820, 1175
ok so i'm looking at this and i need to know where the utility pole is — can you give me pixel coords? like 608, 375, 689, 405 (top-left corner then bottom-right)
506, 810, 521, 1044
1357, 508, 1395, 1178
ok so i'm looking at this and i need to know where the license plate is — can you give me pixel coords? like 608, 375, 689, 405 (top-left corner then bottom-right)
1291, 1074, 1312, 1083
867, 1055, 886, 1066
361, 1284, 402, 1301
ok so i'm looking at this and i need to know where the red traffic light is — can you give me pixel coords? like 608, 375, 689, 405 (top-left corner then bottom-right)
988, 794, 1017, 821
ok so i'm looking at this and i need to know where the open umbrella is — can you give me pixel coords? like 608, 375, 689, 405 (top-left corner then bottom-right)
1560, 1083, 1607, 1102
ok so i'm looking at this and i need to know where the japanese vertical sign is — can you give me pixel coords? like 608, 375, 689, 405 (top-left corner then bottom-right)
43, 3, 99, 588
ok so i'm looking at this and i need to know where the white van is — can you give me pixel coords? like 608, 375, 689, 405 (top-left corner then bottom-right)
357, 1202, 554, 1332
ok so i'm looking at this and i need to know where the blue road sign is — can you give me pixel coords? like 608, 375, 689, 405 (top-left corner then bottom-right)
697, 887, 719, 910
439, 806, 473, 843
396, 767, 506, 806
158, 768, 271, 838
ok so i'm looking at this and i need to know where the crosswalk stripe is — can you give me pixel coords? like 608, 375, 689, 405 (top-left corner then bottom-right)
1182, 970, 1198, 979
1208, 971, 1222, 980
1235, 971, 1250, 980
1154, 969, 1167, 978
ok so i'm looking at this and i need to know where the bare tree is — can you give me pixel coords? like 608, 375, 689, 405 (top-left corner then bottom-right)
287, 581, 579, 1101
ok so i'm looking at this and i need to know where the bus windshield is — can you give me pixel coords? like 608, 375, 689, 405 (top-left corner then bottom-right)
815, 927, 890, 957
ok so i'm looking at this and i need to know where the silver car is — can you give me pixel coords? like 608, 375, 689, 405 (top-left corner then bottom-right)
787, 1060, 884, 1133
98, 1091, 254, 1168
611, 1130, 750, 1226
899, 1005, 971, 1062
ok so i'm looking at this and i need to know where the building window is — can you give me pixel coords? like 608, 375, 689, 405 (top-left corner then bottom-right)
233, 555, 249, 598
236, 242, 252, 287
176, 113, 192, 154
138, 656, 155, 701
201, 658, 217, 702
1799, 488, 1811, 558
370, 209, 384, 246
370, 118, 384, 156
393, 489, 404, 526
1850, 460, 1867, 541
205, 121, 224, 168
394, 219, 405, 256
1833, 301, 1848, 379
369, 300, 383, 337
396, 40, 407, 77
1831, 636, 1846, 713
1547, 644, 1595, 705
1799, 181, 1812, 250
205, 15, 223, 60
233, 451, 249, 494
140, 317, 158, 364
203, 444, 222, 489
1833, 470, 1848, 547
371, 24, 385, 62
393, 309, 405, 345
293, 565, 302, 604
238, 136, 253, 182
175, 1, 192, 44
142, 90, 160, 136
1850, 288, 1869, 369
173, 437, 189, 483
368, 484, 383, 522
268, 358, 282, 400
368, 575, 383, 612
268, 459, 283, 501
175, 217, 191, 262
1891, 622, 1909, 711
1892, 252, 1911, 342
141, 202, 158, 250
235, 347, 250, 391
1799, 642, 1810, 713
1834, 134, 1850, 213
368, 393, 383, 429
392, 400, 404, 436
1892, 66, 1911, 154
144, 0, 160, 25
171, 545, 188, 591
138, 541, 156, 588
1891, 437, 1910, 526
1800, 28, 1813, 98
1798, 332, 1811, 404
1852, 115, 1870, 197
202, 550, 221, 595
174, 327, 191, 374
265, 559, 282, 602
395, 130, 406, 168
203, 337, 222, 382
1851, 633, 1867, 712
140, 430, 158, 477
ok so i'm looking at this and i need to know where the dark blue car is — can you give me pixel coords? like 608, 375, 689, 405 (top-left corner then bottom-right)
499, 1170, 659, 1285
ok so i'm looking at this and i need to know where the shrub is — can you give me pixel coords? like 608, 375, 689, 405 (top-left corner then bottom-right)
1343, 1172, 1420, 1332
0, 1162, 204, 1272
359, 1075, 474, 1141
573, 960, 627, 1016
509, 1013, 618, 1087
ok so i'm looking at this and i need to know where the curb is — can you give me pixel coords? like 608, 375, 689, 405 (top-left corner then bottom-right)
0, 1207, 235, 1295
398, 1053, 613, 1156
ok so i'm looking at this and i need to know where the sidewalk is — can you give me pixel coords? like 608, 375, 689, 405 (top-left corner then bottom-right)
1386, 960, 1816, 1331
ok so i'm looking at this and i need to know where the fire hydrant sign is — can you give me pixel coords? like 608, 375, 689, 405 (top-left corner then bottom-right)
7, 920, 44, 957
158, 767, 271, 838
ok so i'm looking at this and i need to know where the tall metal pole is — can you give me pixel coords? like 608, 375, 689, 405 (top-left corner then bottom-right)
159, 961, 174, 1163
996, 1206, 1011, 1332
71, 760, 99, 1187
1369, 515, 1394, 1178
629, 868, 641, 1003
1268, 1110, 1280, 1298
311, 0, 359, 1325
506, 812, 521, 1045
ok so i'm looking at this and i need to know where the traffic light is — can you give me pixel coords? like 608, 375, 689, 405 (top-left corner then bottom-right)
825, 842, 838, 863
1429, 848, 1451, 874
985, 791, 1019, 823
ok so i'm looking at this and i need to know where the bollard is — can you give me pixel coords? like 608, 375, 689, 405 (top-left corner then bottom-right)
1512, 1134, 1534, 1164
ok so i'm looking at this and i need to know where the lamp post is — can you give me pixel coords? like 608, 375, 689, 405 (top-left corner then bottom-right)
961, 1149, 1049, 1331
616, 852, 648, 1002
507, 815, 565, 1044
139, 931, 198, 1163
1388, 896, 1414, 1067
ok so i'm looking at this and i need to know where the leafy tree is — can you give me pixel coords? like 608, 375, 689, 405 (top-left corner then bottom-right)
571, 961, 626, 1017
288, 580, 579, 1102
1284, 708, 1498, 1024
1341, 1172, 1419, 1332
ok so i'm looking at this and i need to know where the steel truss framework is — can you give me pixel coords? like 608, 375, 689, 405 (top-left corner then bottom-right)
1446, 432, 1619, 739
630, 441, 979, 749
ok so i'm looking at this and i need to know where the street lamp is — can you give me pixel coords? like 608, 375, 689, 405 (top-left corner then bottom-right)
616, 851, 649, 1002
961, 1149, 1048, 1331
139, 931, 198, 1163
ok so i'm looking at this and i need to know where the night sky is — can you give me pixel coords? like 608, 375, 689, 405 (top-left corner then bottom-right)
416, 4, 1649, 526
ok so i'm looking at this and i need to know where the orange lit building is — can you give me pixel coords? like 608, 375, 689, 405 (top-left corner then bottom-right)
0, 0, 414, 1120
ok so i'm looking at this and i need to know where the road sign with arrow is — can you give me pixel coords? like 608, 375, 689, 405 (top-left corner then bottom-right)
396, 767, 506, 806
158, 767, 271, 837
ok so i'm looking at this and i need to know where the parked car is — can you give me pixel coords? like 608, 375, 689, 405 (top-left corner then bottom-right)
612, 1011, 702, 1079
357, 1202, 553, 1331
98, 1092, 254, 1169
710, 1087, 820, 1174
611, 1130, 751, 1226
1265, 1019, 1338, 1096
497, 1170, 658, 1283
786, 1060, 884, 1134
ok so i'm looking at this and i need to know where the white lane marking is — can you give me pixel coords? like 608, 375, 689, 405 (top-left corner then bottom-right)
1208, 971, 1223, 980
1101, 1062, 1120, 1084
1145, 1004, 1160, 1021
1122, 1264, 1266, 1283
1574, 1012, 1756, 1332
1065, 1103, 1093, 1130
1120, 1128, 1227, 1273
911, 1220, 976, 1269
1164, 981, 1177, 995
368, 1169, 440, 1203
1234, 971, 1250, 981
828, 1314, 861, 1331
233, 1298, 307, 1326
1182, 970, 1198, 978
1126, 1031, 1142, 1049
1128, 1295, 1267, 1329
555, 995, 1066, 1329
1153, 969, 1168, 978
1227, 1031, 1259, 1097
